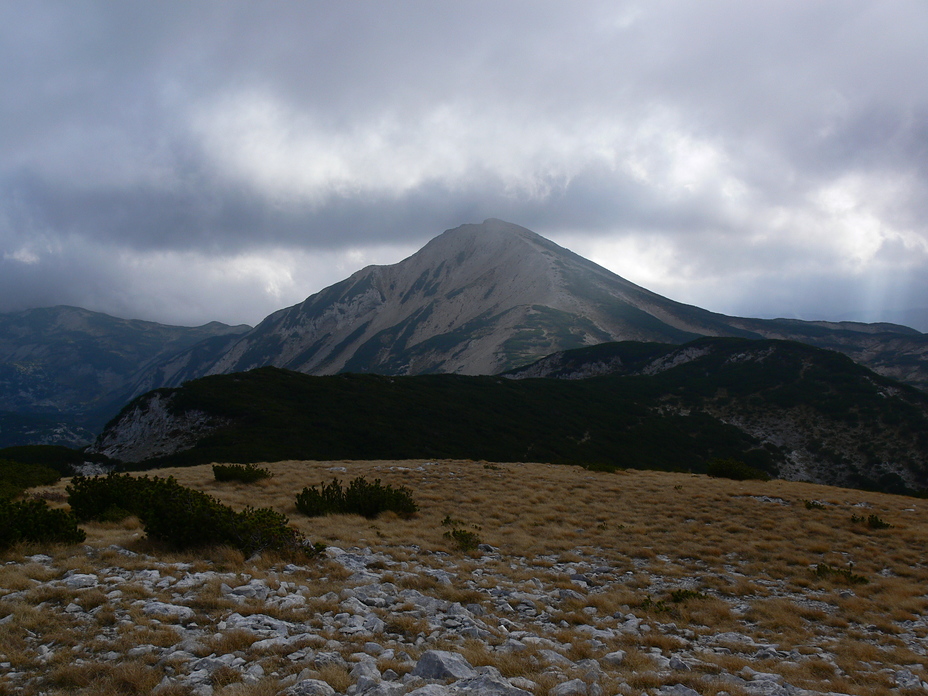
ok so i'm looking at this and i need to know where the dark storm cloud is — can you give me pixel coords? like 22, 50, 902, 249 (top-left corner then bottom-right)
1, 1, 927, 327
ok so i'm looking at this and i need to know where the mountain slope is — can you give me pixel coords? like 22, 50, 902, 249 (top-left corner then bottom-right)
155, 219, 928, 390
0, 306, 250, 443
508, 337, 928, 492
92, 338, 928, 494
4, 219, 928, 448
199, 219, 732, 378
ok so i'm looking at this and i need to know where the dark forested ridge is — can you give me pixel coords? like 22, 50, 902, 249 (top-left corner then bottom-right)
92, 338, 928, 495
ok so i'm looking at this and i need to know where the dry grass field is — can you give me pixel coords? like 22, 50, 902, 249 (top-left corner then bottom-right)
3, 459, 928, 696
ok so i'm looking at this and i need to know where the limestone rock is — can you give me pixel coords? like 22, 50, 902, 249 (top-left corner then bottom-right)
411, 650, 478, 681
282, 678, 337, 696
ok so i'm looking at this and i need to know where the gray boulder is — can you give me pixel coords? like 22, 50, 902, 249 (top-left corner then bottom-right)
896, 669, 926, 689
406, 686, 453, 696
601, 650, 626, 666
411, 650, 478, 681
283, 679, 337, 696
142, 600, 194, 622
551, 679, 587, 696
450, 674, 532, 696
62, 573, 98, 589
658, 686, 700, 696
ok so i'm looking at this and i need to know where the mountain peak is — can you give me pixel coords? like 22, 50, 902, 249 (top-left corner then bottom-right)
414, 218, 560, 272
150, 219, 928, 389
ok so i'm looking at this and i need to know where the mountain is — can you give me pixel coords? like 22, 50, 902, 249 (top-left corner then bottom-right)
184, 218, 730, 378
0, 306, 250, 446
508, 338, 928, 492
4, 219, 928, 448
90, 337, 928, 494
149, 219, 928, 391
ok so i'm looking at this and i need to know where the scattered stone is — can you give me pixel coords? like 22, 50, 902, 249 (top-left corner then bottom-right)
601, 650, 626, 666
283, 679, 337, 696
895, 668, 925, 689
406, 686, 452, 696
550, 678, 587, 696
143, 600, 195, 622
658, 686, 700, 696
62, 573, 98, 589
451, 675, 532, 696
6, 508, 926, 696
411, 651, 478, 681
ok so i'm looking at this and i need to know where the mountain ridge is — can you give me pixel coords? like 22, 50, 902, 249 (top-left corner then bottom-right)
3, 218, 928, 447
90, 336, 928, 495
146, 219, 928, 389
0, 306, 250, 446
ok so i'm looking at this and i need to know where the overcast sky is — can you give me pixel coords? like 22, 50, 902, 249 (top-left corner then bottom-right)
2, 1, 927, 330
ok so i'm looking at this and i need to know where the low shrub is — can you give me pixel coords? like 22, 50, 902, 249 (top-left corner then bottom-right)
0, 498, 86, 549
440, 515, 466, 527
706, 457, 771, 481
643, 589, 706, 612
851, 513, 893, 529
295, 477, 417, 519
813, 562, 868, 585
443, 528, 481, 552
137, 478, 240, 549
235, 506, 324, 557
0, 458, 61, 501
212, 463, 272, 483
440, 515, 482, 551
67, 473, 317, 557
67, 473, 144, 521
669, 588, 706, 603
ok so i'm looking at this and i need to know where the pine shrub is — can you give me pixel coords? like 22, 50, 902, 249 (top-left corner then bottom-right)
706, 457, 771, 481
231, 506, 323, 557
0, 458, 61, 501
851, 513, 893, 529
67, 473, 144, 522
295, 476, 417, 519
212, 463, 272, 483
137, 479, 239, 549
67, 473, 316, 556
443, 528, 481, 552
0, 498, 86, 549
813, 562, 868, 585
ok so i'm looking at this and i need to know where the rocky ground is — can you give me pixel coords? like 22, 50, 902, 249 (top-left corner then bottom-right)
2, 460, 928, 696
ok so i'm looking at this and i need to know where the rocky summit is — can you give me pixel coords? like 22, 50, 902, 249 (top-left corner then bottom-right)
149, 219, 928, 389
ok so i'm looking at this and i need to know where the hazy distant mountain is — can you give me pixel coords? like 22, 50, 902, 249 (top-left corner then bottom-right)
833, 307, 928, 334
4, 219, 928, 448
159, 218, 928, 390
92, 337, 928, 494
0, 306, 250, 446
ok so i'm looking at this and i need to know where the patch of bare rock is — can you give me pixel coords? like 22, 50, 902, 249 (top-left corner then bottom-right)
2, 542, 926, 696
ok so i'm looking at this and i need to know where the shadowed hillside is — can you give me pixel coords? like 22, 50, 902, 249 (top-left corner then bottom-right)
91, 338, 928, 494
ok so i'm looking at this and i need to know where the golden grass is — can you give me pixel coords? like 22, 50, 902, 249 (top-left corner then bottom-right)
46, 660, 163, 695
11, 458, 928, 696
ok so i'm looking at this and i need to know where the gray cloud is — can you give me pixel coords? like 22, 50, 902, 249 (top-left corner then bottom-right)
1, 1, 927, 329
